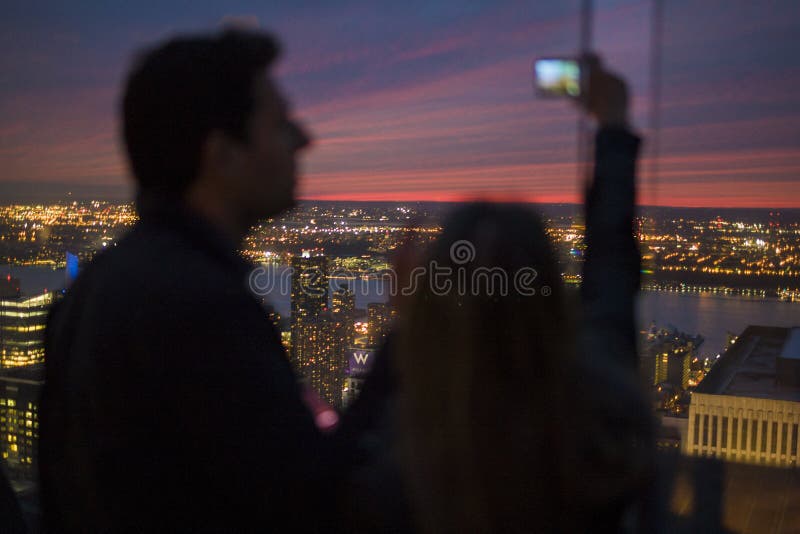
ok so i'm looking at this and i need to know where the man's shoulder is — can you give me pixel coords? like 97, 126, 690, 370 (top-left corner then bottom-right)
47, 222, 282, 369
103, 222, 236, 280
63, 223, 258, 320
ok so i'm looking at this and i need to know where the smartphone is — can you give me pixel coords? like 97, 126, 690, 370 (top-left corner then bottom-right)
533, 58, 582, 98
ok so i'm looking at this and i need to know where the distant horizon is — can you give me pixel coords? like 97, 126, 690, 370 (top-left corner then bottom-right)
0, 180, 798, 212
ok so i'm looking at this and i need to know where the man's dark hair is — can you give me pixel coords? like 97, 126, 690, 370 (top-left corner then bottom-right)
122, 29, 280, 195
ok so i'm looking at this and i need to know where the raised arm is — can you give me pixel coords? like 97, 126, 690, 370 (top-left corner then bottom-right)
579, 61, 641, 371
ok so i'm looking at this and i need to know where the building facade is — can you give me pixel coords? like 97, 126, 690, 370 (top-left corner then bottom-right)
687, 393, 799, 467
654, 344, 692, 390
289, 252, 329, 371
0, 366, 43, 482
367, 302, 391, 348
1, 291, 58, 368
342, 347, 375, 408
331, 286, 355, 317
290, 253, 329, 321
289, 253, 352, 408
684, 326, 800, 468
291, 315, 346, 408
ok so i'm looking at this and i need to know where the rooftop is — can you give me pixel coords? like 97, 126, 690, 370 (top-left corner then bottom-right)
694, 325, 800, 402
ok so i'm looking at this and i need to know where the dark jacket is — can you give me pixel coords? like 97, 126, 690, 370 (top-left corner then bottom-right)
39, 201, 343, 532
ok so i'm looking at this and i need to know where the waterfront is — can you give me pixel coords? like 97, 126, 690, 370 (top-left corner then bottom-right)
5, 264, 796, 361
636, 291, 797, 357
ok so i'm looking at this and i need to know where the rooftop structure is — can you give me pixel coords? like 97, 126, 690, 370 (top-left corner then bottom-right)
694, 326, 800, 402
685, 326, 800, 467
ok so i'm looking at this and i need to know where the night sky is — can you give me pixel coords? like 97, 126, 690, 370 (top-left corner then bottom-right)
1, 0, 798, 207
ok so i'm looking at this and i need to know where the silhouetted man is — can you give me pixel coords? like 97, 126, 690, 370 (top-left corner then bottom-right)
39, 30, 340, 532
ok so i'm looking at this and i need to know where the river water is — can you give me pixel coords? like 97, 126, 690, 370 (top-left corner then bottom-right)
4, 264, 797, 358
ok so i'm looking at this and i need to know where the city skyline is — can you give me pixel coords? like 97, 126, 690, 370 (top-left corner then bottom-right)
1, 0, 799, 208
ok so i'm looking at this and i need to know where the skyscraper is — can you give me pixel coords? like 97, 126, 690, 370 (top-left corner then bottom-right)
290, 252, 329, 321
367, 302, 391, 348
654, 343, 693, 390
1, 291, 59, 368
331, 286, 356, 356
289, 252, 348, 408
292, 315, 344, 407
0, 365, 43, 482
331, 285, 355, 317
290, 251, 329, 371
330, 287, 356, 406
342, 347, 375, 408
641, 324, 700, 390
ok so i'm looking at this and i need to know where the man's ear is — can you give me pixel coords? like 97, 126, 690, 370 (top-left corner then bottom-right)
201, 130, 241, 180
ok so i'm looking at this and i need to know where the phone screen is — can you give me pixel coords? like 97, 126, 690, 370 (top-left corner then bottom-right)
534, 58, 581, 98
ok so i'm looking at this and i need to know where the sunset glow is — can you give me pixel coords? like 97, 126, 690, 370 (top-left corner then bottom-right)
1, 1, 797, 207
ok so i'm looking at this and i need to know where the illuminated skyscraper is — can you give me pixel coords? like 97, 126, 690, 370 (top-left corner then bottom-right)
654, 343, 693, 390
367, 302, 391, 348
331, 287, 356, 354
292, 314, 347, 408
642, 325, 700, 390
331, 286, 355, 317
289, 252, 349, 407
0, 365, 43, 482
290, 252, 329, 321
330, 287, 356, 406
0, 279, 54, 482
290, 251, 329, 370
1, 291, 59, 368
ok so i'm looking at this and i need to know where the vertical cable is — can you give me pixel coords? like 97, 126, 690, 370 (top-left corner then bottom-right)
643, 0, 664, 279
577, 0, 594, 189
649, 0, 663, 205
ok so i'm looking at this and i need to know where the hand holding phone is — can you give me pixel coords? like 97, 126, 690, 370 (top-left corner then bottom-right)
534, 55, 629, 128
533, 58, 583, 98
580, 55, 629, 128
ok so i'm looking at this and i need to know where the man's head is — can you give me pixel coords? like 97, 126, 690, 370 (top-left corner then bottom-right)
122, 29, 310, 224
